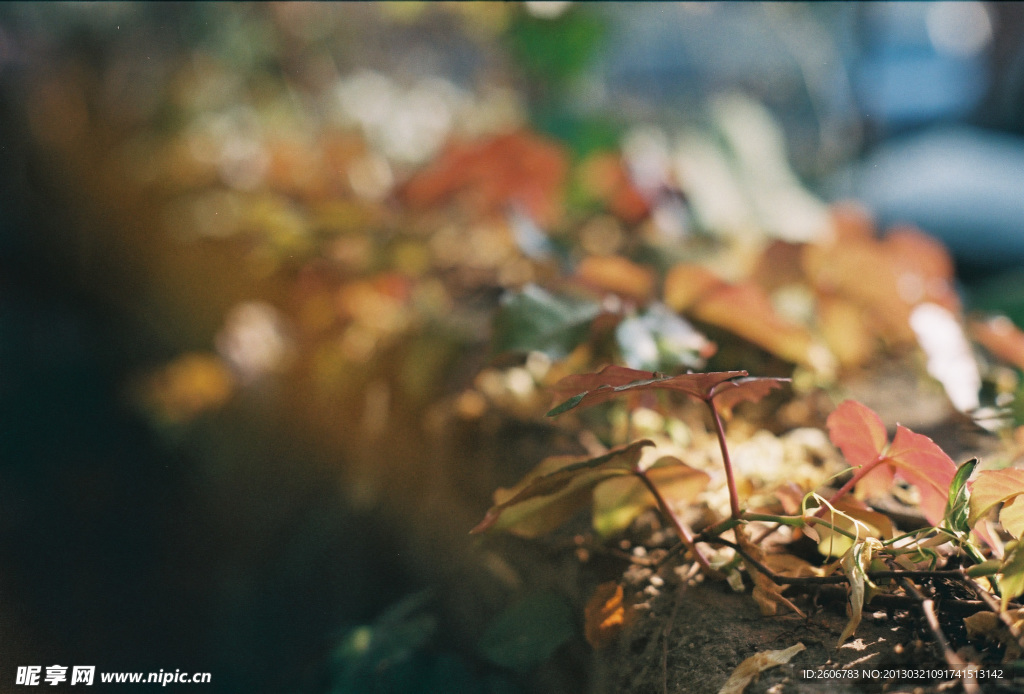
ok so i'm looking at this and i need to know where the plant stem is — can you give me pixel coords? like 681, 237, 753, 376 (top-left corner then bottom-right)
707, 399, 742, 519
822, 456, 885, 512
637, 471, 715, 574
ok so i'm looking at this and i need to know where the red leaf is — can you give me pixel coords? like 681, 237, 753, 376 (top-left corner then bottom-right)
884, 425, 957, 526
827, 400, 956, 527
827, 400, 888, 469
547, 366, 747, 416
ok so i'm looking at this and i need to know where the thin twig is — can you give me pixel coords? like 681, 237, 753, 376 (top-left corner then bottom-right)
900, 578, 981, 694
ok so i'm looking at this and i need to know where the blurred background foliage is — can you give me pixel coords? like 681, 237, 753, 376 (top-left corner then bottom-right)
1, 3, 1023, 692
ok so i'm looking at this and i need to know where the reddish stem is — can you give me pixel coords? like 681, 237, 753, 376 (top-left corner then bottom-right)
707, 398, 742, 519
637, 471, 714, 574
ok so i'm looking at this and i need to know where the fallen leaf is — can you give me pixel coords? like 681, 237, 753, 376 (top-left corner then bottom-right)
716, 642, 805, 694
736, 526, 804, 618
584, 582, 632, 649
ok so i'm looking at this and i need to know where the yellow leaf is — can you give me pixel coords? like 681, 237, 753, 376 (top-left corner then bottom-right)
716, 643, 805, 694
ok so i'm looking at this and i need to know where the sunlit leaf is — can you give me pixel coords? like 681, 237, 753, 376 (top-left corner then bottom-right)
884, 425, 958, 527
969, 468, 1024, 538
827, 400, 957, 526
826, 400, 888, 469
584, 582, 631, 650
492, 284, 600, 359
592, 456, 709, 536
547, 366, 746, 416
470, 440, 652, 537
716, 643, 805, 694
479, 592, 575, 670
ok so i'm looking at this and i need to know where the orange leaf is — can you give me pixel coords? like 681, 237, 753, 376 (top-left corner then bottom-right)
584, 582, 632, 649
690, 283, 815, 365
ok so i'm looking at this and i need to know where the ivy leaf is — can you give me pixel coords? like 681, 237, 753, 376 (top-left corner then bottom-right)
492, 284, 600, 359
943, 458, 978, 535
547, 366, 789, 417
470, 440, 652, 537
827, 400, 957, 526
969, 468, 1024, 538
592, 456, 709, 537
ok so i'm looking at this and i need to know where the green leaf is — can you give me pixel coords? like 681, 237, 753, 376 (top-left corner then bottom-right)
615, 303, 712, 373
944, 458, 978, 535
470, 440, 652, 537
999, 540, 1024, 611
492, 284, 600, 359
479, 592, 575, 670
